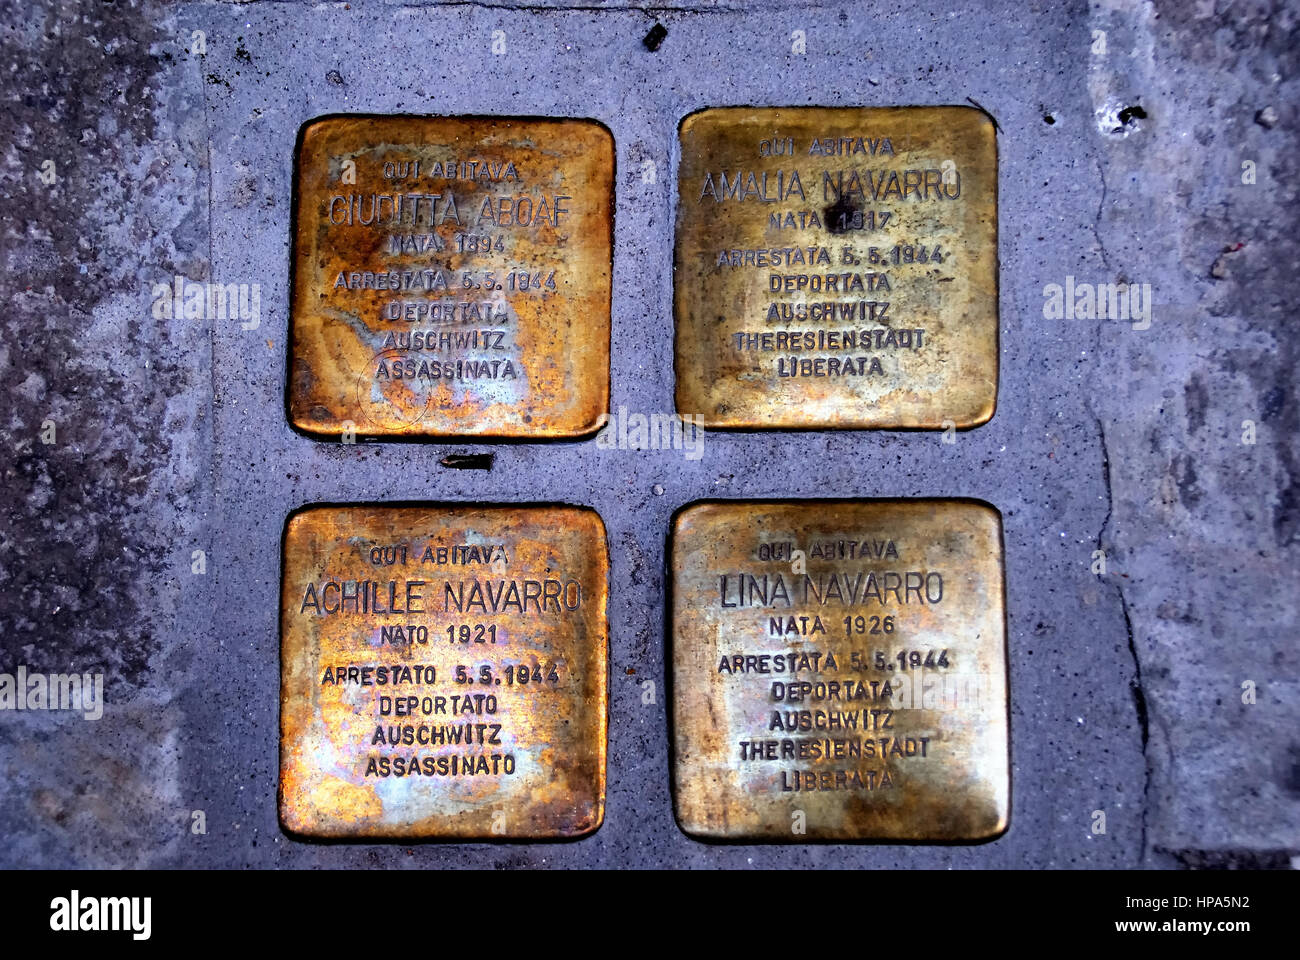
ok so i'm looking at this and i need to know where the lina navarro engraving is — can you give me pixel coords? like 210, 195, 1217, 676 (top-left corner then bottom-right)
671, 499, 1007, 840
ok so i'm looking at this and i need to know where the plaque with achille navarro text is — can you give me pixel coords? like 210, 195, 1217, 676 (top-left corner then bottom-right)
280, 504, 608, 839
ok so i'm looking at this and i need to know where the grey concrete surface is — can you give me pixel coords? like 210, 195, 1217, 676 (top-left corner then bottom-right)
0, 0, 1296, 868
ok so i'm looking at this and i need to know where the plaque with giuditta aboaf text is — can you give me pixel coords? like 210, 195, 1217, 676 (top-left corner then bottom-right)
280, 504, 608, 839
671, 500, 1009, 841
289, 116, 613, 439
674, 106, 998, 429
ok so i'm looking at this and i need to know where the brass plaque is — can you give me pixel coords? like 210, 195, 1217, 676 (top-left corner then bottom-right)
280, 504, 608, 839
671, 500, 1008, 841
674, 107, 998, 429
289, 116, 613, 439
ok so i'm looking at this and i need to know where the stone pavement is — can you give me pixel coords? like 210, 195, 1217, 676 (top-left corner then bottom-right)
0, 0, 1295, 868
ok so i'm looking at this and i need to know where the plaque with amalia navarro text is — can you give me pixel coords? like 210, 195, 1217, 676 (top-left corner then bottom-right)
675, 107, 998, 430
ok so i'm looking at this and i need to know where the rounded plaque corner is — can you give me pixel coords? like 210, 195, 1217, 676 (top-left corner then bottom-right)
564, 502, 609, 544
677, 106, 717, 141
971, 807, 1011, 844
669, 804, 715, 844
958, 497, 1005, 535
294, 113, 345, 157
283, 500, 327, 538
285, 411, 330, 442
284, 392, 351, 442
962, 393, 998, 431
276, 797, 319, 842
668, 498, 713, 537
670, 387, 704, 427
565, 804, 606, 840
565, 407, 613, 443
579, 116, 616, 153
953, 102, 999, 135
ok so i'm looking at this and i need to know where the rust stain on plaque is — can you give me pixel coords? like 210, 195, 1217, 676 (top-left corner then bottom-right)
671, 500, 1008, 841
674, 107, 998, 429
289, 116, 613, 439
280, 504, 608, 839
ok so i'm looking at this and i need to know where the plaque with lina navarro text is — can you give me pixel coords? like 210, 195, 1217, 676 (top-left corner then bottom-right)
674, 106, 998, 429
671, 500, 1008, 841
280, 504, 608, 839
289, 115, 613, 439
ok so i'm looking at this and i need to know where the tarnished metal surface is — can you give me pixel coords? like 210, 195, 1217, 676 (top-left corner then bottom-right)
289, 116, 613, 439
280, 504, 608, 838
671, 500, 1008, 840
674, 106, 998, 429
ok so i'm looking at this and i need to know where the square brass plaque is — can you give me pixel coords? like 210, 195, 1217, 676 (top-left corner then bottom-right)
289, 116, 613, 439
674, 106, 998, 429
671, 500, 1008, 841
280, 504, 608, 839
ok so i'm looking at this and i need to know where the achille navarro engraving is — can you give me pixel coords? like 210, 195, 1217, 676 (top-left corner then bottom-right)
280, 504, 608, 839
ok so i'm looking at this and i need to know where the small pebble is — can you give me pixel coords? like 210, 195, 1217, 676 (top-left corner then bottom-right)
642, 23, 667, 52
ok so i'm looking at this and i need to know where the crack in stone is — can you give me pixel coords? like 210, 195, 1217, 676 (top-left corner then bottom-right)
1116, 588, 1149, 860
205, 0, 843, 16
1094, 416, 1113, 553
241, 1, 739, 13
198, 55, 218, 418
1093, 412, 1150, 864
1093, 155, 1111, 272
